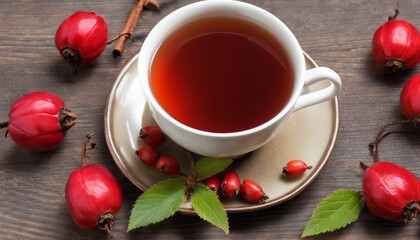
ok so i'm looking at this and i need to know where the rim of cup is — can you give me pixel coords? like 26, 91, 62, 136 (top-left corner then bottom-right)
138, 0, 306, 139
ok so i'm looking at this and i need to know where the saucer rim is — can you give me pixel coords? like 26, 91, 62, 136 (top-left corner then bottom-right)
104, 51, 339, 214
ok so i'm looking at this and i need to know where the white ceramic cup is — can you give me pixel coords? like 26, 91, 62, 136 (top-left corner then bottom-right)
138, 0, 342, 158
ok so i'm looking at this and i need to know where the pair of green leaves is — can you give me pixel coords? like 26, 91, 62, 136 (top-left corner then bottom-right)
128, 156, 365, 238
127, 157, 233, 235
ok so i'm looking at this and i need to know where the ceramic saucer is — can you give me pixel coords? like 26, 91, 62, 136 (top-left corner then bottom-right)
105, 52, 339, 215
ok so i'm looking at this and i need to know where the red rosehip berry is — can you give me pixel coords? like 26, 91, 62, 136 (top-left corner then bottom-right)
282, 160, 312, 177
156, 155, 180, 174
240, 179, 269, 203
55, 11, 108, 67
361, 161, 420, 222
0, 91, 77, 152
139, 125, 167, 148
65, 134, 122, 237
205, 175, 221, 196
400, 74, 420, 118
136, 146, 159, 167
221, 171, 241, 199
372, 8, 420, 74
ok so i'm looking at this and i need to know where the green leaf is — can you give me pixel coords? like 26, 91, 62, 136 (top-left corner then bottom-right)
127, 176, 186, 232
191, 183, 229, 235
194, 157, 233, 179
301, 189, 364, 238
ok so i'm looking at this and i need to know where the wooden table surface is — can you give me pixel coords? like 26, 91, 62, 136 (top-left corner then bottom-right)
1, 0, 419, 239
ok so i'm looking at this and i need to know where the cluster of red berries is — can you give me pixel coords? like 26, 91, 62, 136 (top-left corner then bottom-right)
205, 171, 269, 204
362, 6, 420, 223
136, 125, 181, 175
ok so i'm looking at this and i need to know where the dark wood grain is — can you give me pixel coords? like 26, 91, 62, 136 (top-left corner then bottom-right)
1, 0, 419, 239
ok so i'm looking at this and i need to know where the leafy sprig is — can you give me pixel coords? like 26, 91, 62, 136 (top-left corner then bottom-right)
128, 157, 233, 235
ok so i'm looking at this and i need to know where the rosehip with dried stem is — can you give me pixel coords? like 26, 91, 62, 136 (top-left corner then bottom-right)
370, 74, 420, 161
156, 155, 180, 174
55, 11, 108, 67
372, 5, 420, 74
282, 160, 312, 177
205, 175, 221, 196
0, 91, 77, 152
136, 146, 159, 167
240, 179, 269, 203
221, 171, 241, 198
360, 161, 420, 222
139, 125, 167, 148
65, 133, 122, 237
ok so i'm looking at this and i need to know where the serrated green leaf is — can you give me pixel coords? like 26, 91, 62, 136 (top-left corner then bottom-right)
194, 157, 233, 179
191, 183, 229, 235
127, 176, 186, 232
301, 189, 364, 238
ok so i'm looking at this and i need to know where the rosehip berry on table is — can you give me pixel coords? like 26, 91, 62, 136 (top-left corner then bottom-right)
205, 175, 221, 196
156, 155, 180, 174
372, 7, 420, 74
65, 133, 122, 236
221, 171, 241, 199
55, 11, 108, 67
282, 160, 312, 177
0, 91, 77, 152
136, 146, 159, 167
240, 179, 269, 203
361, 161, 420, 222
139, 125, 167, 148
400, 74, 420, 118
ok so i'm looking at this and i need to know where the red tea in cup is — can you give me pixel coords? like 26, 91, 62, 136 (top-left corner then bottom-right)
150, 16, 293, 133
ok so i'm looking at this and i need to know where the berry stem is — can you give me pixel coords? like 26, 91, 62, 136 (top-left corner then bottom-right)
186, 151, 198, 178
360, 161, 370, 171
0, 121, 8, 129
106, 33, 131, 45
388, 1, 400, 21
369, 118, 417, 162
81, 133, 95, 166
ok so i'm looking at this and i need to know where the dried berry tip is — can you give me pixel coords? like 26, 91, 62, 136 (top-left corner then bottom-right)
59, 108, 78, 131
384, 59, 406, 75
261, 195, 269, 203
97, 211, 116, 238
61, 47, 83, 66
401, 201, 420, 222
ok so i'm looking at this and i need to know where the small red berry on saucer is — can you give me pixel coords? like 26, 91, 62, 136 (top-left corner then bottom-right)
282, 160, 312, 177
205, 175, 221, 196
221, 171, 241, 198
139, 125, 167, 148
136, 146, 159, 167
240, 179, 269, 203
156, 155, 180, 174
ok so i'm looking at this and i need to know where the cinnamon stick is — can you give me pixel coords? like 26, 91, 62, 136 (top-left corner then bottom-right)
112, 0, 160, 57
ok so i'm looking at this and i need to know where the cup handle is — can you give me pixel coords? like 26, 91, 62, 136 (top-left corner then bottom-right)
293, 67, 342, 112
